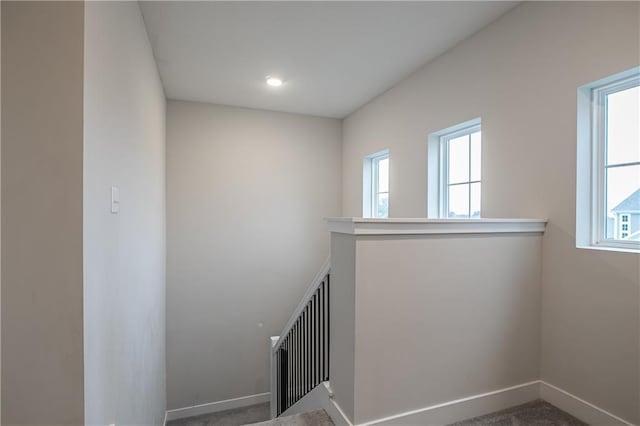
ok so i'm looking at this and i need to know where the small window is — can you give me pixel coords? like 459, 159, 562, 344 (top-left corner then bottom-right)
428, 118, 481, 218
363, 150, 389, 218
577, 67, 640, 252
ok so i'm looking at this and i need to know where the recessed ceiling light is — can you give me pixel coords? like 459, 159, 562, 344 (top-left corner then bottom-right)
266, 76, 283, 87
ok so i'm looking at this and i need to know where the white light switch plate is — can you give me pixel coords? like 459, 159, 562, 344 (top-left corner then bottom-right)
111, 186, 120, 214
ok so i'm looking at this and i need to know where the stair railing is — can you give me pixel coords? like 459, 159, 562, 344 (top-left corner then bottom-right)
270, 257, 330, 417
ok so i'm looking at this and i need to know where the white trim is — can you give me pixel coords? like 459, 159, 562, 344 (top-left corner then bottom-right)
346, 380, 632, 426
270, 336, 279, 419
358, 381, 540, 426
273, 257, 330, 352
363, 149, 390, 219
539, 381, 635, 426
164, 392, 271, 422
266, 379, 633, 426
326, 217, 547, 236
427, 117, 481, 219
331, 397, 355, 426
576, 66, 640, 254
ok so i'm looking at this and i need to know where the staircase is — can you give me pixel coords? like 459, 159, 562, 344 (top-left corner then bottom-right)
270, 258, 331, 419
263, 259, 334, 424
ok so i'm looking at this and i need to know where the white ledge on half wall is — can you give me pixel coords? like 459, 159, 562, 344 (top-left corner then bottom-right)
326, 218, 548, 236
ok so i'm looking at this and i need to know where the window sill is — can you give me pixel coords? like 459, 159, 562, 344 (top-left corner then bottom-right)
326, 217, 547, 236
577, 243, 640, 254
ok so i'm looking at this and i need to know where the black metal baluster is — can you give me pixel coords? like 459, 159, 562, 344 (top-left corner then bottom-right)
308, 302, 311, 392
288, 335, 292, 409
294, 327, 297, 403
310, 291, 314, 388
309, 294, 312, 390
302, 312, 305, 397
308, 300, 312, 392
319, 282, 324, 383
301, 306, 305, 397
305, 306, 308, 395
286, 337, 290, 410
306, 299, 310, 392
294, 321, 302, 404
315, 289, 319, 386
294, 320, 298, 404
318, 283, 322, 384
284, 339, 287, 411
311, 289, 318, 387
318, 289, 322, 386
324, 278, 328, 381
280, 346, 285, 414
298, 316, 301, 402
324, 279, 328, 381
288, 334, 291, 409
274, 271, 331, 417
309, 294, 315, 391
289, 334, 293, 408
327, 274, 330, 379
298, 317, 301, 403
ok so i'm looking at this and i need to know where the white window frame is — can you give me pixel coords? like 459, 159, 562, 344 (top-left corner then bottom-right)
363, 149, 389, 218
576, 67, 640, 253
427, 118, 481, 219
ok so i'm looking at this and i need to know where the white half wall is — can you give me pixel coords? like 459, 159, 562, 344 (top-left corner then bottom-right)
83, 2, 167, 425
166, 101, 342, 409
328, 226, 543, 425
341, 2, 640, 423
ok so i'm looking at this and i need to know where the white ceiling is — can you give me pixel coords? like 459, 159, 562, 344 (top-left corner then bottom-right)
140, 1, 518, 118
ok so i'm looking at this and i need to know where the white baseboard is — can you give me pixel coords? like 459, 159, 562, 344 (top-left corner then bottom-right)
539, 381, 635, 426
166, 380, 634, 426
165, 392, 270, 422
353, 380, 635, 426
281, 382, 353, 426
359, 381, 540, 426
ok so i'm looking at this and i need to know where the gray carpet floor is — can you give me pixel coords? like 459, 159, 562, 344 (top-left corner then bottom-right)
167, 399, 584, 426
165, 404, 334, 426
166, 403, 271, 426
449, 400, 587, 426
249, 410, 334, 426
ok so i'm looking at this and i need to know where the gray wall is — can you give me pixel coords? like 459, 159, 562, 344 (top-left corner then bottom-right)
342, 2, 639, 423
1, 3, 3, 416
352, 233, 542, 424
166, 101, 342, 409
1, 2, 85, 424
83, 2, 167, 425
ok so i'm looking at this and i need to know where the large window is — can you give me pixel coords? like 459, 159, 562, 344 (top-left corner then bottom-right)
577, 67, 640, 252
363, 150, 389, 218
427, 119, 481, 219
